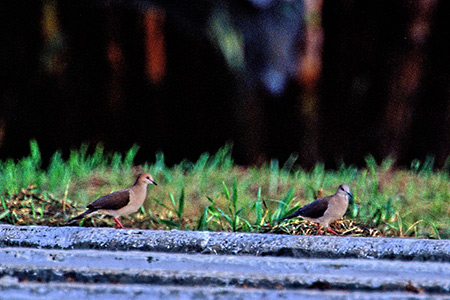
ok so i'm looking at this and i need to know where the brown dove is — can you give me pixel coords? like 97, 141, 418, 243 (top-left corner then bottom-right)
68, 173, 157, 228
281, 185, 352, 235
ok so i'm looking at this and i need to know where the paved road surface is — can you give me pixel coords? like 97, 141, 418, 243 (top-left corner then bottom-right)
1, 225, 450, 299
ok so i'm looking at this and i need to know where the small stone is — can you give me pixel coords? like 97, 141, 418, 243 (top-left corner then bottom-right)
0, 275, 19, 285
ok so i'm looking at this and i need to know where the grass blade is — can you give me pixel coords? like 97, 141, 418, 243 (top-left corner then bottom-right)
275, 187, 295, 220
177, 189, 185, 221
196, 206, 208, 231
232, 176, 238, 213
222, 181, 230, 201
0, 210, 10, 220
215, 206, 234, 230
158, 219, 179, 229
1, 197, 7, 211
152, 197, 172, 211
255, 188, 262, 229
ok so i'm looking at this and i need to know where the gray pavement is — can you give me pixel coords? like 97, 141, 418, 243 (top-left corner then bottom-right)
1, 225, 450, 299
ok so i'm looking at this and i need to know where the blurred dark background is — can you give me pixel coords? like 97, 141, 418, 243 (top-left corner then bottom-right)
1, 0, 449, 169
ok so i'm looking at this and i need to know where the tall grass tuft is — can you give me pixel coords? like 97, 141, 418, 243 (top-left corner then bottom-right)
1, 141, 450, 238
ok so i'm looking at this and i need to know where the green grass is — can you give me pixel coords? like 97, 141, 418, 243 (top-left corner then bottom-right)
1, 140, 449, 239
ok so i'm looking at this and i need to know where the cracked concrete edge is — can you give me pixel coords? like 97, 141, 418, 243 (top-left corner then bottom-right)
0, 225, 449, 261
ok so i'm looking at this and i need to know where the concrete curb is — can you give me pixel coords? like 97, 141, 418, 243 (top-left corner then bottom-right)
1, 225, 449, 261
3, 282, 444, 300
2, 264, 449, 294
